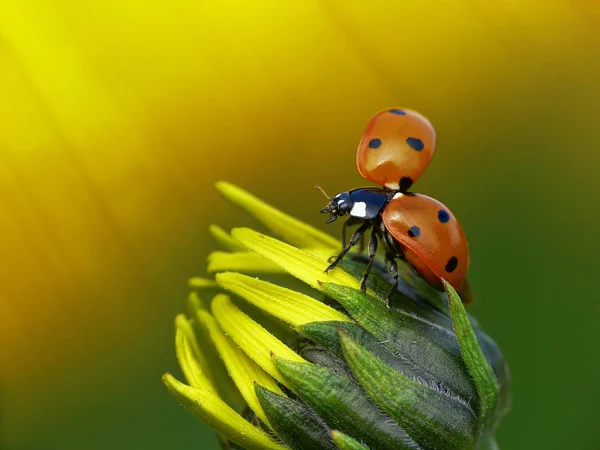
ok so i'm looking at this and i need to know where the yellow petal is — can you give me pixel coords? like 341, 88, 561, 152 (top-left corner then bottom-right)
208, 247, 339, 274
187, 292, 249, 411
208, 251, 281, 273
209, 225, 247, 252
163, 374, 285, 450
175, 315, 216, 393
211, 294, 306, 387
216, 272, 352, 327
231, 228, 368, 293
197, 308, 284, 427
216, 181, 339, 249
303, 247, 342, 261
188, 277, 218, 289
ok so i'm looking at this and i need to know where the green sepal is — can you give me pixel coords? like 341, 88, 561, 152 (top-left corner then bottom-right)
273, 357, 418, 450
255, 384, 337, 450
443, 280, 500, 429
321, 283, 477, 404
299, 320, 452, 385
297, 341, 353, 379
339, 329, 475, 450
330, 430, 370, 450
474, 326, 510, 391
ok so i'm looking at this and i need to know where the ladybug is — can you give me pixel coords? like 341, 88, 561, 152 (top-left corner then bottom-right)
318, 108, 470, 306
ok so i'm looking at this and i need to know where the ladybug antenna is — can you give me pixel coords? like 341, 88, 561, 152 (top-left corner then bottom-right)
315, 185, 331, 200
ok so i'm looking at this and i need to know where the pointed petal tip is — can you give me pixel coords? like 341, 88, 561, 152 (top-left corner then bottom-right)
215, 180, 232, 191
161, 372, 173, 386
163, 371, 286, 450
188, 277, 218, 288
174, 313, 187, 328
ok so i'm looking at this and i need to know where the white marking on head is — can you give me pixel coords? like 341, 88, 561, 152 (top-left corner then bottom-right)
393, 192, 404, 200
350, 202, 367, 218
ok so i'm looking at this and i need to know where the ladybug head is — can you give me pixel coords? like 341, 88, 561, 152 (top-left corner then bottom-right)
316, 187, 353, 223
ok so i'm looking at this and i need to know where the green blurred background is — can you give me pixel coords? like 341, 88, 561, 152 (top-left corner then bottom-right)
1, 1, 599, 449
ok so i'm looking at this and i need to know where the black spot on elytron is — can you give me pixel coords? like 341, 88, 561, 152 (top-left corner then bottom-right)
399, 177, 413, 192
445, 256, 458, 273
368, 138, 382, 149
389, 109, 406, 115
438, 210, 450, 223
408, 225, 421, 238
406, 137, 424, 151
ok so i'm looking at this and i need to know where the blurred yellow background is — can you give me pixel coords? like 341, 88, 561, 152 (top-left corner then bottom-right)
1, 1, 599, 449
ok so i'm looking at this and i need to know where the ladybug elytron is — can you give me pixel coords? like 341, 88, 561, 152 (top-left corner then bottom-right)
318, 108, 470, 307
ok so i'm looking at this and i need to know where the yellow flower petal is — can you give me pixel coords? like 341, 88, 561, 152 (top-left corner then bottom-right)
163, 374, 285, 450
209, 224, 247, 252
197, 307, 284, 427
216, 181, 339, 249
231, 228, 369, 293
208, 247, 339, 274
216, 272, 352, 327
175, 315, 216, 393
303, 247, 342, 260
211, 294, 306, 387
188, 277, 218, 289
208, 251, 281, 273
186, 292, 250, 411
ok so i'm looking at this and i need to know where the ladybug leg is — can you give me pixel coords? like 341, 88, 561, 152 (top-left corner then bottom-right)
357, 231, 366, 255
359, 228, 378, 292
341, 216, 363, 248
325, 221, 370, 273
352, 220, 367, 257
327, 216, 363, 263
384, 253, 399, 309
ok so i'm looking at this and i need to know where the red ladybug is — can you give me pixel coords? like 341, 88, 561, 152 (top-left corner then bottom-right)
318, 108, 470, 306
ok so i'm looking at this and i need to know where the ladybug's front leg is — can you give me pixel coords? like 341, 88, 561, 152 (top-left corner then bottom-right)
340, 216, 363, 248
325, 221, 370, 273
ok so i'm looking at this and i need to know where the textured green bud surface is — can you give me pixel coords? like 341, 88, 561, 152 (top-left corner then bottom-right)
339, 329, 474, 450
163, 182, 510, 450
322, 283, 478, 404
255, 384, 336, 450
274, 357, 417, 449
